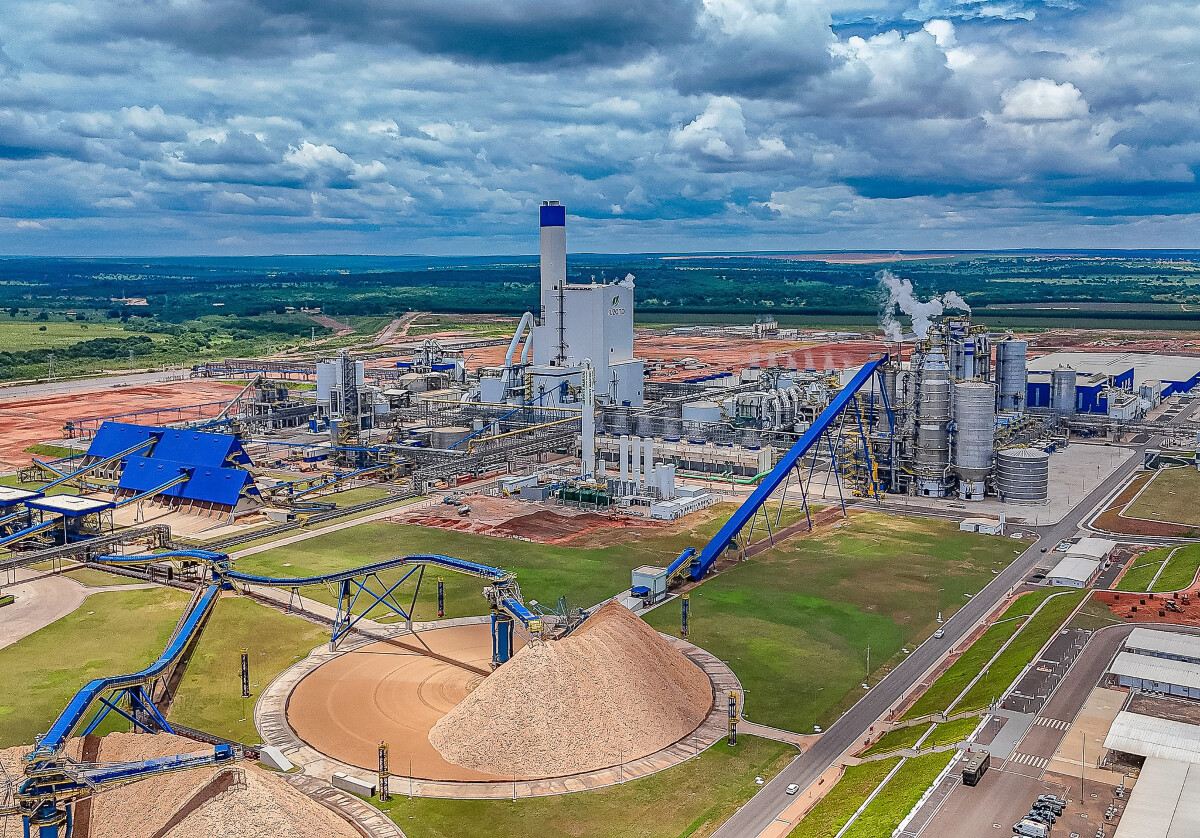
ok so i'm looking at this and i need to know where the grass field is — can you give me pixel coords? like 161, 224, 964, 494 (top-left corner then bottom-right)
840, 751, 955, 838
232, 503, 775, 623
0, 587, 189, 748
1125, 467, 1200, 526
902, 587, 1074, 720
315, 486, 392, 506
954, 590, 1087, 714
861, 714, 980, 757
787, 759, 900, 838
0, 320, 131, 350
1117, 544, 1200, 593
376, 737, 796, 838
644, 513, 1019, 732
168, 596, 328, 744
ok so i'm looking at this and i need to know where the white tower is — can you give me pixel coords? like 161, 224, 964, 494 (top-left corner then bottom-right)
539, 201, 567, 365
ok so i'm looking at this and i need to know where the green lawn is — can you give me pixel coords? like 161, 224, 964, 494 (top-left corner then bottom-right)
1120, 544, 1200, 593
860, 714, 980, 757
376, 737, 797, 838
315, 486, 392, 506
1116, 553, 1168, 592
644, 513, 1020, 732
168, 596, 328, 744
788, 759, 900, 838
0, 587, 189, 748
841, 752, 956, 838
955, 590, 1087, 714
232, 503, 763, 623
1125, 467, 1200, 526
903, 587, 1077, 720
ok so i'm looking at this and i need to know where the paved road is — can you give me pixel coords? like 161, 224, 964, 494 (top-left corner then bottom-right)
0, 369, 188, 401
713, 443, 1152, 838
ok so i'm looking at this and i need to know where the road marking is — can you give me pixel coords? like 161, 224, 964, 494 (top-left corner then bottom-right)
1009, 752, 1049, 768
1034, 717, 1070, 730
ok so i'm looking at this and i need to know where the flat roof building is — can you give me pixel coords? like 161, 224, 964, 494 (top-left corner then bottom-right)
1047, 555, 1102, 588
1125, 628, 1200, 666
1109, 652, 1200, 699
1112, 757, 1200, 838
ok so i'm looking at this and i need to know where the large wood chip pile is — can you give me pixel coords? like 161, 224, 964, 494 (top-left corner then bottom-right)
0, 733, 359, 838
429, 601, 712, 777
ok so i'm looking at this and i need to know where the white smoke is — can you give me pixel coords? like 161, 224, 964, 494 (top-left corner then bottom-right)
942, 291, 971, 313
877, 269, 971, 341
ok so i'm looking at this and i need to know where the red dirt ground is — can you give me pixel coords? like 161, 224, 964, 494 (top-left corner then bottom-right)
1094, 590, 1200, 626
0, 380, 242, 471
640, 337, 891, 383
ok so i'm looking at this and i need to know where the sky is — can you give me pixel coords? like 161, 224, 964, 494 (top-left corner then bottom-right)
0, 0, 1197, 256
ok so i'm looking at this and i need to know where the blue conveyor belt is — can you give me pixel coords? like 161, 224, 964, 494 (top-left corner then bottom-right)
30, 582, 221, 760
690, 356, 886, 581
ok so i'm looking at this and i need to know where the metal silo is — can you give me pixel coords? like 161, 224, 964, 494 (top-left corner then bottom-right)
953, 381, 996, 500
995, 448, 1049, 502
914, 348, 953, 496
994, 340, 1027, 412
1051, 367, 1076, 415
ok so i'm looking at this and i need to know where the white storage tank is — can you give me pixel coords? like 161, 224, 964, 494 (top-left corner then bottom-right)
681, 399, 722, 423
431, 426, 472, 449
1051, 367, 1076, 415
994, 340, 1027, 412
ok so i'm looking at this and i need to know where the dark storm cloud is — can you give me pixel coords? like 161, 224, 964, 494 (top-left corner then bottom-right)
78, 0, 702, 64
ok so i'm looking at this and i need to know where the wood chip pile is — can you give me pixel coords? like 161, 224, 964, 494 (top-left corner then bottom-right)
429, 600, 712, 777
0, 733, 358, 838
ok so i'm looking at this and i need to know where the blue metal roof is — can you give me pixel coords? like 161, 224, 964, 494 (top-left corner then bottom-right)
151, 429, 250, 468
118, 455, 255, 506
85, 422, 163, 460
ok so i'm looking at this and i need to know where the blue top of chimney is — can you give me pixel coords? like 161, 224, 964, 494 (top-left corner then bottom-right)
540, 203, 565, 227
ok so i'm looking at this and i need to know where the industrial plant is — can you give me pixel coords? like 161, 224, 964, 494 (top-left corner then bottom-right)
6, 204, 1200, 838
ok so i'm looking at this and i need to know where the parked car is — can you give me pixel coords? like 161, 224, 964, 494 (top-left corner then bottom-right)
785, 784, 799, 795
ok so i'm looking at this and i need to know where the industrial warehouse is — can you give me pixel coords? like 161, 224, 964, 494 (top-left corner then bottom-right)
4, 206, 1200, 838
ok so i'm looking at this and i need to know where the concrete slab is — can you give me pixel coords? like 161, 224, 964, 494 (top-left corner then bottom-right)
259, 745, 294, 772
986, 710, 1036, 760
1046, 687, 1132, 788
331, 771, 376, 797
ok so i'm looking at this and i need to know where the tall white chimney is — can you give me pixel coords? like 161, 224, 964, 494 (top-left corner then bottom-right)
539, 201, 567, 364
642, 437, 654, 486
631, 437, 641, 485
619, 435, 630, 483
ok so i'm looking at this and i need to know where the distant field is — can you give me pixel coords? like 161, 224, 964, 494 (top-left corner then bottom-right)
1125, 467, 1200, 527
0, 320, 132, 350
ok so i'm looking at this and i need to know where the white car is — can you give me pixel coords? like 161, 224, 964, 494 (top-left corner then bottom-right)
785, 784, 800, 795
933, 629, 945, 639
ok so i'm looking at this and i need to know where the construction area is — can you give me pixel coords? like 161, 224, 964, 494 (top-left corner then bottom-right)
6, 204, 1200, 838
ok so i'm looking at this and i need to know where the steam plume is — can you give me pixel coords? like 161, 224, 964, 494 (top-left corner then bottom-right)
877, 269, 971, 340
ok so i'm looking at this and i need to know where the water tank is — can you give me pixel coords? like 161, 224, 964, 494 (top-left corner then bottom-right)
633, 412, 653, 438
608, 405, 631, 436
995, 448, 1049, 502
1051, 367, 1076, 415
316, 361, 336, 403
994, 340, 1027, 412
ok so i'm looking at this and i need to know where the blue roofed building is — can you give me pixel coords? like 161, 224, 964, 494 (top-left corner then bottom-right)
84, 421, 262, 517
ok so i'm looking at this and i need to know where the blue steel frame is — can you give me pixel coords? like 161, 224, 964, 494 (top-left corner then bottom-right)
331, 565, 424, 647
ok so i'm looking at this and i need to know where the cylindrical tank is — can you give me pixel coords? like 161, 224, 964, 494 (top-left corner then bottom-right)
914, 350, 951, 492
316, 361, 335, 403
953, 381, 996, 500
682, 399, 722, 423
431, 425, 472, 448
994, 340, 1027, 412
995, 448, 1050, 502
633, 412, 653, 438
661, 417, 683, 439
1051, 367, 1076, 415
608, 405, 630, 436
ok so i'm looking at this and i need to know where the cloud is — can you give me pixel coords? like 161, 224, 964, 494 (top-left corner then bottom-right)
16, 219, 45, 229
671, 97, 793, 168
1000, 78, 1089, 121
82, 0, 702, 65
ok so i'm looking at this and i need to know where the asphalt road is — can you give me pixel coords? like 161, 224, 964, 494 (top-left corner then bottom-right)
713, 443, 1152, 838
0, 369, 187, 401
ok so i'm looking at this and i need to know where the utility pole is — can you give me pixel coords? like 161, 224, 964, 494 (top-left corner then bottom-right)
378, 742, 389, 802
